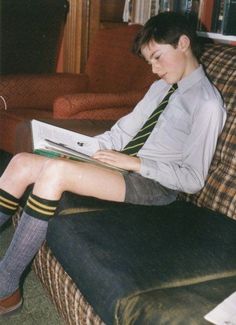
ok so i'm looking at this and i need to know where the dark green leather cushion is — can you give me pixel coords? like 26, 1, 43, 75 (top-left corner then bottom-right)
116, 276, 236, 325
46, 200, 236, 324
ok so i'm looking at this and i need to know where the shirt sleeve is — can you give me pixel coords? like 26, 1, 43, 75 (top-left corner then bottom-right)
140, 99, 226, 194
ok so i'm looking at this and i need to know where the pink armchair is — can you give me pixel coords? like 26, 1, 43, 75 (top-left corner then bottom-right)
0, 24, 155, 153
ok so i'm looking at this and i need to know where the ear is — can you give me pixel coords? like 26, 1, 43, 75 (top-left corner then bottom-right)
177, 35, 190, 52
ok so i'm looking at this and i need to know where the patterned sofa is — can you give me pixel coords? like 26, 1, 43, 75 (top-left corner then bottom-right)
15, 42, 236, 324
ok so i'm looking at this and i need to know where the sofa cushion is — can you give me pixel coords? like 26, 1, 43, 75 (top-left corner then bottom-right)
116, 276, 236, 324
183, 43, 236, 219
46, 200, 236, 324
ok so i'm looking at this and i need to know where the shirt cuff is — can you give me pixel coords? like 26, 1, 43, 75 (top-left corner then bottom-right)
139, 157, 158, 179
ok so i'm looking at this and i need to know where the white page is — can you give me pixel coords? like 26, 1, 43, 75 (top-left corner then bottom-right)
204, 292, 236, 325
31, 120, 100, 156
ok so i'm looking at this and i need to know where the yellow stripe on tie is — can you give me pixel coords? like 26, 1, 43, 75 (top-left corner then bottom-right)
28, 197, 57, 211
0, 201, 17, 210
0, 195, 18, 206
131, 132, 151, 143
147, 109, 164, 122
133, 120, 159, 135
27, 202, 55, 216
123, 142, 145, 152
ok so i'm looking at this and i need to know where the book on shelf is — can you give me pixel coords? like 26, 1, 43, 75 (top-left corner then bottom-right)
222, 0, 236, 35
159, 0, 195, 13
210, 0, 222, 32
198, 0, 236, 36
197, 0, 215, 32
123, 0, 154, 25
31, 119, 127, 174
123, 0, 199, 25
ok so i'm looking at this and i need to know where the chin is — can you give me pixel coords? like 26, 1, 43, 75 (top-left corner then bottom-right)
163, 76, 179, 85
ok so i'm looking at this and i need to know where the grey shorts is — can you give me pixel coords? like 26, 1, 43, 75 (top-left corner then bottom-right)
123, 172, 178, 206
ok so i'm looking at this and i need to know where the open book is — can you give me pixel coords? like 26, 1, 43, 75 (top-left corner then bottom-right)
31, 120, 127, 173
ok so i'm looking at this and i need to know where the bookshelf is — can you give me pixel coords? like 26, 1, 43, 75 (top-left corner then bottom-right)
197, 31, 236, 45
197, 0, 236, 44
123, 0, 236, 45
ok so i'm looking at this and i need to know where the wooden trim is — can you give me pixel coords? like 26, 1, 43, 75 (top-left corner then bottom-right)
88, 0, 101, 56
60, 0, 126, 73
63, 0, 90, 73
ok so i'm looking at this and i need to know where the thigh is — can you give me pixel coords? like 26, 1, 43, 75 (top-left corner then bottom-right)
34, 159, 126, 203
65, 162, 126, 202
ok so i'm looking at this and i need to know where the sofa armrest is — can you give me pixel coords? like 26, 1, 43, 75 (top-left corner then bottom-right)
0, 73, 89, 111
63, 107, 135, 120
53, 88, 148, 119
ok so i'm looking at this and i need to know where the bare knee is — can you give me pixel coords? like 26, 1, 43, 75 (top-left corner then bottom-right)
34, 159, 69, 198
10, 152, 34, 169
3, 152, 36, 180
0, 152, 47, 197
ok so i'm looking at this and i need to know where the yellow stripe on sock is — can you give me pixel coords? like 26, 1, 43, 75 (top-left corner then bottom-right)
0, 201, 18, 210
28, 196, 57, 211
26, 202, 55, 216
0, 195, 18, 206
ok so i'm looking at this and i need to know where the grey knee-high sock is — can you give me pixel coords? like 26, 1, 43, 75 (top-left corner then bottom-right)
0, 212, 11, 228
0, 193, 59, 298
0, 189, 20, 228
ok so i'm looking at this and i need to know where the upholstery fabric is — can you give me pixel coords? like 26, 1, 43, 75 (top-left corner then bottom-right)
46, 201, 236, 324
183, 43, 236, 220
33, 243, 105, 325
53, 90, 144, 120
0, 73, 86, 111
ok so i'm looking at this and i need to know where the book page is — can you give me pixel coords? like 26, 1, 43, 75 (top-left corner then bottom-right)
31, 119, 100, 156
31, 120, 127, 174
204, 291, 236, 325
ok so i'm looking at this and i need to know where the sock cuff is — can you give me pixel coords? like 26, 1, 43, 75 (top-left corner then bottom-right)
25, 193, 59, 221
0, 189, 20, 215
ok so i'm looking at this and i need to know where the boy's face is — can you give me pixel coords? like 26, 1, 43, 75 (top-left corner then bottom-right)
141, 36, 195, 84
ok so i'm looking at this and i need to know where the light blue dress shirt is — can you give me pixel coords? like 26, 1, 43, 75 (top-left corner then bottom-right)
96, 65, 226, 194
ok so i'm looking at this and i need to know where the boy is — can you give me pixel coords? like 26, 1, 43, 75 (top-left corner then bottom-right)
0, 12, 226, 314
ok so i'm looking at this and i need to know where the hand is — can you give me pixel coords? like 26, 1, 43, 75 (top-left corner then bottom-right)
93, 150, 141, 172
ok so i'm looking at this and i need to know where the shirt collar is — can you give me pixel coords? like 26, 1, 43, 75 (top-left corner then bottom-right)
177, 65, 205, 93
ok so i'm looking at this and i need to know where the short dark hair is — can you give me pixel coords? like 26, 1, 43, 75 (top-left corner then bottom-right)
133, 12, 201, 60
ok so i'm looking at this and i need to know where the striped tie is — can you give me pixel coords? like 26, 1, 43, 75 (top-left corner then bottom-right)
121, 83, 178, 156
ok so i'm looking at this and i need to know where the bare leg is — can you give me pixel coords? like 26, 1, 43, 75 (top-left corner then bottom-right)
32, 158, 126, 202
0, 152, 126, 202
0, 155, 126, 302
